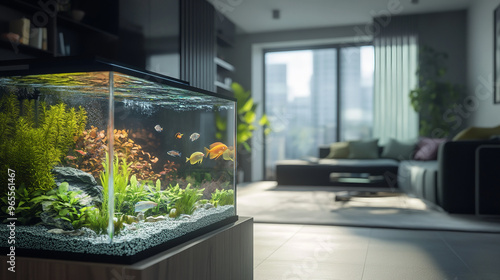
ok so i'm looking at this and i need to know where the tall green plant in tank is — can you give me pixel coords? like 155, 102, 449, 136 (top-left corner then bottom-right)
0, 93, 87, 194
409, 46, 462, 137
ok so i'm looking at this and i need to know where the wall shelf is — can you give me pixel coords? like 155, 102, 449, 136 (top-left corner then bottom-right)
0, 0, 119, 59
215, 80, 232, 91
0, 39, 52, 57
214, 57, 234, 72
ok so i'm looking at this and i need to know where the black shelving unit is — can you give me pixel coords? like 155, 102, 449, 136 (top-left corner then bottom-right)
0, 0, 119, 59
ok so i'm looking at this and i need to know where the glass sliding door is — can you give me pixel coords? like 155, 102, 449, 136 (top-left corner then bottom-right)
264, 48, 337, 179
264, 44, 374, 180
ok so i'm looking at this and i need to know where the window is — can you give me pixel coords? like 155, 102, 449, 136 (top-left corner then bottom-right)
264, 45, 374, 179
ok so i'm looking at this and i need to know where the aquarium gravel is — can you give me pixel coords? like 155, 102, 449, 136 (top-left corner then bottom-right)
0, 206, 234, 257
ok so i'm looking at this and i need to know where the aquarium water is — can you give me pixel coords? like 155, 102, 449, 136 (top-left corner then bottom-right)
0, 58, 237, 263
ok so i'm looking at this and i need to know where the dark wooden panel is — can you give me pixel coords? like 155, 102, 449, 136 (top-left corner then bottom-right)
180, 0, 215, 91
0, 217, 253, 280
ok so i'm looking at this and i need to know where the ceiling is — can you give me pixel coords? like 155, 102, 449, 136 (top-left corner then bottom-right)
210, 0, 472, 34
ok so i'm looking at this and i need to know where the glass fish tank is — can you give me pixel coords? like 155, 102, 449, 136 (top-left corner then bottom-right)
0, 57, 237, 264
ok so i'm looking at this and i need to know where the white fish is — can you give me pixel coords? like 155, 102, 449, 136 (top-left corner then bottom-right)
134, 201, 158, 212
154, 125, 163, 132
189, 132, 200, 141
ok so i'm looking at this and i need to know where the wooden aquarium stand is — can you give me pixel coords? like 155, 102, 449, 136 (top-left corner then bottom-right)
1, 217, 253, 280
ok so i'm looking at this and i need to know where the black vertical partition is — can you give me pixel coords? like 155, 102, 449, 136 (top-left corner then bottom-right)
181, 0, 216, 91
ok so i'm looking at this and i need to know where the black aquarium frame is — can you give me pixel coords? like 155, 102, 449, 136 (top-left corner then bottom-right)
0, 56, 238, 264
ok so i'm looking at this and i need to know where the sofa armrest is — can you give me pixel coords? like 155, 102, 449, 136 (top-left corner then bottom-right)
319, 146, 330, 158
437, 140, 500, 213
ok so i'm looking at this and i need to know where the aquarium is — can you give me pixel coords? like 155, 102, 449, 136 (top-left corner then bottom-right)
0, 57, 237, 264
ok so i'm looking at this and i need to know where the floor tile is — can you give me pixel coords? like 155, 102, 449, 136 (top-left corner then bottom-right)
361, 265, 472, 280
255, 260, 363, 280
252, 223, 500, 279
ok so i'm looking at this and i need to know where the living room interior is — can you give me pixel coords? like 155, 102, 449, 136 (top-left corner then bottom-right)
0, 0, 500, 279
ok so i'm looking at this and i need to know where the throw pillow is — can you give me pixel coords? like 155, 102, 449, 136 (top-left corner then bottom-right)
326, 142, 350, 159
452, 125, 500, 141
381, 138, 417, 160
348, 139, 379, 159
413, 137, 447, 160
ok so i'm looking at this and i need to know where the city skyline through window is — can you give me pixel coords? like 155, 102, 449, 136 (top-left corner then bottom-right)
264, 45, 374, 179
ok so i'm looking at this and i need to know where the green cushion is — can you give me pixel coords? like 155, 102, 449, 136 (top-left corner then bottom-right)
381, 138, 417, 160
326, 142, 350, 159
348, 139, 379, 159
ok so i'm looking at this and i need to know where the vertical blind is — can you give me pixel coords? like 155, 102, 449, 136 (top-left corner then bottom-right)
373, 16, 419, 142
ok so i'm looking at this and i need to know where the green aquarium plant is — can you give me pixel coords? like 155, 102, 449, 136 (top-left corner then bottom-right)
210, 189, 234, 207
0, 93, 87, 194
98, 152, 132, 214
119, 174, 150, 215
147, 179, 171, 216
31, 182, 90, 230
0, 184, 44, 225
409, 46, 462, 137
170, 184, 204, 218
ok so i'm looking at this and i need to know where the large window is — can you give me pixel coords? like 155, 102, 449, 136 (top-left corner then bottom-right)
264, 45, 374, 179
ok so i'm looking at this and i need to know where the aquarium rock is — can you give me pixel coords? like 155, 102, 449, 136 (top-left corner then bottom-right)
40, 212, 74, 231
145, 216, 166, 223
204, 203, 214, 210
137, 212, 145, 221
52, 167, 104, 206
47, 229, 85, 236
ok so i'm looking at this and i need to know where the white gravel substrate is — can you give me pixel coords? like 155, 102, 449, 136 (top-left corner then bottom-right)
0, 205, 235, 256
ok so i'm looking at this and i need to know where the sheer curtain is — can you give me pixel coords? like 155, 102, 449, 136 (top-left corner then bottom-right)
373, 16, 419, 143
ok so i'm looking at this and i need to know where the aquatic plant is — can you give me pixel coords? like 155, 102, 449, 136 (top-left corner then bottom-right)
210, 189, 234, 207
98, 151, 131, 214
85, 207, 108, 234
32, 182, 90, 230
119, 175, 150, 215
147, 179, 171, 216
0, 184, 44, 225
67, 126, 167, 182
0, 94, 87, 194
171, 184, 204, 218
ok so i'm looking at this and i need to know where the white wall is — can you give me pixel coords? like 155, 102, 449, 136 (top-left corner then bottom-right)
467, 0, 500, 127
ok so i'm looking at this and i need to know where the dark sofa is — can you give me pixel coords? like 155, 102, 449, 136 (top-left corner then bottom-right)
276, 140, 500, 214
276, 146, 399, 188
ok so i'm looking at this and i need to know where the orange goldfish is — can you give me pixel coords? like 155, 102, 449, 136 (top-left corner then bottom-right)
175, 132, 183, 139
204, 142, 228, 159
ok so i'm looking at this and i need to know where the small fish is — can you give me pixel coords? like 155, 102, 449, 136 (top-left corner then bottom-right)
222, 147, 235, 161
167, 150, 181, 157
154, 125, 163, 132
186, 152, 204, 165
175, 132, 183, 139
204, 142, 228, 160
65, 155, 77, 160
134, 201, 158, 213
75, 150, 87, 156
189, 133, 200, 141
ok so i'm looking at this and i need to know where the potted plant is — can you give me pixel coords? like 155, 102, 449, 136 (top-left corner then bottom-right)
409, 46, 462, 137
216, 82, 271, 181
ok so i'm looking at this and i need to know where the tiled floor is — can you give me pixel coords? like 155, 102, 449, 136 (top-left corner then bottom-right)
253, 223, 500, 280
